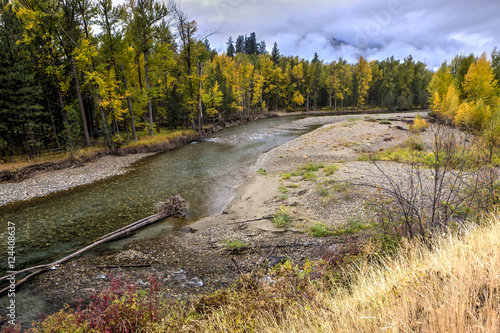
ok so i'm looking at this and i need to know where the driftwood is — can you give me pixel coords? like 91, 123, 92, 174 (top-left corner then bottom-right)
96, 264, 151, 269
227, 215, 273, 225
0, 196, 188, 295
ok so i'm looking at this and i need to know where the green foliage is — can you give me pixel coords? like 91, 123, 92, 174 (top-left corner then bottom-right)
257, 168, 267, 175
279, 194, 288, 201
331, 216, 372, 236
379, 119, 392, 125
278, 186, 288, 193
301, 162, 325, 172
316, 180, 355, 204
224, 239, 248, 249
272, 206, 292, 227
323, 164, 339, 176
280, 172, 292, 180
309, 222, 332, 237
302, 170, 318, 181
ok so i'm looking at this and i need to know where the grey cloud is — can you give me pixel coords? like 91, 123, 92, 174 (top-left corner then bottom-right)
169, 0, 500, 67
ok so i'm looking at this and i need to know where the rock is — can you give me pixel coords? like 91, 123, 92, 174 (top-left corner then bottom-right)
267, 255, 287, 267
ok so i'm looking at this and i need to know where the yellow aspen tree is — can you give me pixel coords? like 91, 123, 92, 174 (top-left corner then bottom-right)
354, 55, 372, 108
462, 52, 498, 107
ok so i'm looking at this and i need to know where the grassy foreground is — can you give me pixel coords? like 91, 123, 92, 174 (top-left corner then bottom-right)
189, 216, 500, 332
4, 213, 499, 332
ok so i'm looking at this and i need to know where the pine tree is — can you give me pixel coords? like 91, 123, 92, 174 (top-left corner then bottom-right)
244, 32, 257, 55
271, 42, 280, 64
257, 41, 267, 55
492, 47, 500, 87
235, 35, 245, 54
226, 37, 235, 57
0, 0, 45, 157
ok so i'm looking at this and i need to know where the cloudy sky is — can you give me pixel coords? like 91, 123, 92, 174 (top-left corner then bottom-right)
117, 0, 500, 69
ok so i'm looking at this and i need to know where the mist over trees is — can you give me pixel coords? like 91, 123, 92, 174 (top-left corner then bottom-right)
2, 0, 496, 160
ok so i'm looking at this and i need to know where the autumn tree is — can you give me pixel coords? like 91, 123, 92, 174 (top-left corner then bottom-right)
127, 0, 170, 136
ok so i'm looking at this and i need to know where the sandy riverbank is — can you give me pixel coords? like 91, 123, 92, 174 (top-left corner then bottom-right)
24, 112, 442, 311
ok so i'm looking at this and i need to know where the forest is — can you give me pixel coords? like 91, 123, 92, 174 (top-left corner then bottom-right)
0, 0, 436, 159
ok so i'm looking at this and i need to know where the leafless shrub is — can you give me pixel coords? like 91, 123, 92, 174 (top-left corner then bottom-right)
360, 125, 495, 239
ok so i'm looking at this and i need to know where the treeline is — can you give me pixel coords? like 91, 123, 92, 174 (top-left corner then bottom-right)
428, 50, 500, 131
0, 0, 432, 158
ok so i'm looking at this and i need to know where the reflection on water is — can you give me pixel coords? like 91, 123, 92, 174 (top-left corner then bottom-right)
0, 116, 311, 274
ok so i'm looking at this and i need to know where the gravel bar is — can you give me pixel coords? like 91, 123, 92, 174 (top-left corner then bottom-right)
0, 153, 154, 207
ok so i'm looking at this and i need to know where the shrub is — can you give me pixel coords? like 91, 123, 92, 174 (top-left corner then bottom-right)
280, 172, 291, 180
224, 239, 248, 249
409, 114, 429, 132
323, 164, 339, 176
29, 273, 165, 333
309, 222, 331, 237
379, 119, 392, 125
302, 162, 325, 171
278, 186, 288, 194
331, 216, 372, 236
279, 194, 288, 201
405, 136, 425, 151
272, 206, 292, 227
302, 171, 317, 181
257, 168, 267, 175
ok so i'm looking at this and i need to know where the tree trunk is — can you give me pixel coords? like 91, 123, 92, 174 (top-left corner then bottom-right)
198, 63, 203, 134
120, 63, 137, 141
71, 56, 91, 146
329, 88, 332, 109
96, 90, 112, 148
144, 51, 154, 136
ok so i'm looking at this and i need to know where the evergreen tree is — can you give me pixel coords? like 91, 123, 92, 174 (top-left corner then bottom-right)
312, 52, 319, 63
0, 0, 45, 158
258, 41, 267, 55
235, 35, 245, 54
226, 36, 235, 57
491, 47, 500, 87
203, 38, 211, 51
244, 32, 257, 55
271, 42, 280, 64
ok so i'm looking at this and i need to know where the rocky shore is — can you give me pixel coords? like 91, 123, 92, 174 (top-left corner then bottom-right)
0, 154, 154, 207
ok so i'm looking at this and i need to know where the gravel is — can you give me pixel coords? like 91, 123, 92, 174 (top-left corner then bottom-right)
0, 153, 154, 207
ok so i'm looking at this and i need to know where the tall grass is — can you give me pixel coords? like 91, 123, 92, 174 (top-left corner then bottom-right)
237, 214, 500, 332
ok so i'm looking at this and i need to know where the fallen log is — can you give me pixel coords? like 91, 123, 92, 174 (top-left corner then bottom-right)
96, 264, 151, 269
0, 196, 188, 295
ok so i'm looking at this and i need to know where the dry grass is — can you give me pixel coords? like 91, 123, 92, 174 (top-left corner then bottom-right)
125, 128, 196, 148
182, 214, 500, 332
0, 146, 106, 172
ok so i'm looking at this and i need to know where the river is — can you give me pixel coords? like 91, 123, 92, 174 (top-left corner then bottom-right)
0, 115, 319, 276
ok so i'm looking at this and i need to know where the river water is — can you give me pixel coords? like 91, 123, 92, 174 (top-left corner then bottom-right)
0, 115, 318, 276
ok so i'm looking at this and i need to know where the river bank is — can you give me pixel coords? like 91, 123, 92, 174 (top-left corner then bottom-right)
18, 111, 438, 320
